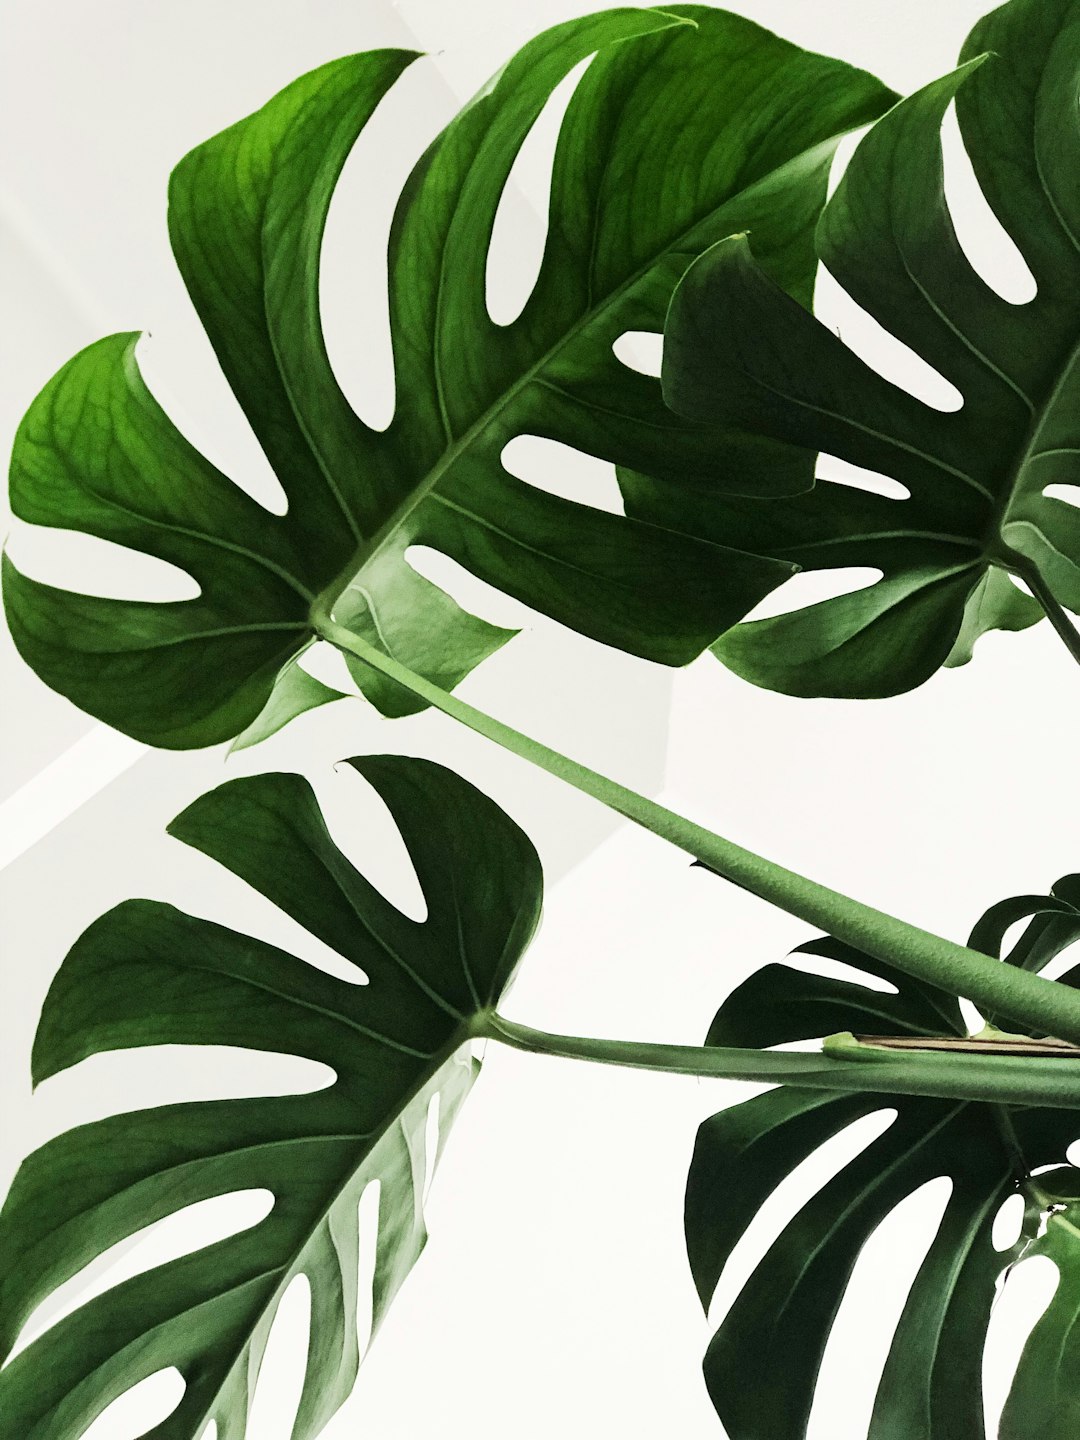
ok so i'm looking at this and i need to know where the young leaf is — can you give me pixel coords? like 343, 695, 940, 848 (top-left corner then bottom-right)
648, 0, 1080, 695
686, 880, 1080, 1440
2, 8, 895, 747
0, 756, 542, 1440
229, 656, 351, 753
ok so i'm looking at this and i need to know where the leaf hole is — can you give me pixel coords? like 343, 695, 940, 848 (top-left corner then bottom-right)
1044, 483, 1080, 510
170, 835, 371, 988
739, 566, 883, 624
995, 913, 1080, 980
77, 1367, 186, 1440
296, 640, 358, 693
959, 998, 984, 1034
940, 102, 1037, 306
30, 1046, 334, 1149
8, 1190, 274, 1363
982, 1254, 1059, 1438
247, 1273, 311, 1440
404, 544, 533, 630
706, 1108, 897, 1331
992, 1192, 1026, 1252
1064, 1140, 1080, 1168
787, 950, 899, 996
501, 434, 624, 514
486, 56, 592, 326
816, 453, 910, 500
5, 525, 200, 602
321, 60, 454, 432
995, 913, 1041, 961
612, 330, 662, 378
807, 1176, 953, 1440
313, 764, 428, 924
814, 263, 965, 413
136, 332, 288, 517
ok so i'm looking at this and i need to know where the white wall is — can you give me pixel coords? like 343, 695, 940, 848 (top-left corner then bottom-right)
1, 2, 1076, 1438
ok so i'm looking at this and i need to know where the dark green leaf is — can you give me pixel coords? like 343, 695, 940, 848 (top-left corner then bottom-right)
687, 891, 1080, 1439
969, 873, 1080, 973
648, 0, 1080, 696
968, 872, 1080, 1031
3, 9, 895, 745
0, 756, 543, 1439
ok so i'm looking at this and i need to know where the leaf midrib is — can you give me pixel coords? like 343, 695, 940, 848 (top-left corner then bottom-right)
163, 1030, 470, 1440
770, 1102, 967, 1332
311, 133, 852, 624
993, 326, 1080, 558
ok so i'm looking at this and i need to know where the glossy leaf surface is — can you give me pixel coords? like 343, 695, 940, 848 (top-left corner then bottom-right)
648, 0, 1080, 696
0, 757, 542, 1439
3, 8, 894, 745
686, 878, 1080, 1440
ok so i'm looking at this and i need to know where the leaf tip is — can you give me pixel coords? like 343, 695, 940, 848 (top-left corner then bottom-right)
650, 9, 699, 31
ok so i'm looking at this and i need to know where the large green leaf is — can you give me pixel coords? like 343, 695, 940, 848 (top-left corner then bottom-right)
685, 880, 1080, 1440
2, 9, 894, 746
0, 756, 542, 1439
642, 0, 1080, 696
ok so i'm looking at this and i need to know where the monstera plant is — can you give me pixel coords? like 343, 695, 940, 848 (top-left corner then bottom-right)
2, 1, 1080, 1438
652, 0, 1080, 696
3, 5, 893, 745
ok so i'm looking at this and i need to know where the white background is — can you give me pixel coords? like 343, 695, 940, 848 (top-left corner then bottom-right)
1, 1, 1077, 1437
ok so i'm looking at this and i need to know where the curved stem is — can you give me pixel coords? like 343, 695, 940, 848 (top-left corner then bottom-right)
1012, 559, 1080, 668
481, 1012, 1080, 1110
313, 606, 1080, 1046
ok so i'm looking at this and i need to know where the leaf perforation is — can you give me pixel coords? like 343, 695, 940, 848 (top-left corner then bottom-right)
6, 12, 896, 739
0, 758, 542, 1439
689, 870, 1080, 1439
655, 1, 1080, 695
898, 246, 1036, 412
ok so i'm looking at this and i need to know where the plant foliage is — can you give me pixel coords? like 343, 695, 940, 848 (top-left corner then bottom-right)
640, 0, 1080, 696
0, 757, 542, 1439
4, 3, 1080, 1438
2, 6, 893, 747
685, 877, 1080, 1440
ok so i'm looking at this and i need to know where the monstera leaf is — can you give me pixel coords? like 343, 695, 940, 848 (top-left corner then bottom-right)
641, 0, 1080, 696
970, 872, 1080, 986
0, 756, 542, 1439
2, 8, 894, 746
685, 877, 1080, 1440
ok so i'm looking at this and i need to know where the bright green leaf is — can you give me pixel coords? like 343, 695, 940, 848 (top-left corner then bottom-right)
0, 756, 542, 1439
647, 0, 1080, 696
230, 655, 351, 753
943, 568, 1043, 668
686, 881, 1080, 1440
2, 8, 894, 746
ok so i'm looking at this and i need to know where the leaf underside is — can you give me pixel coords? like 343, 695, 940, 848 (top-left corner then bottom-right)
642, 0, 1080, 697
0, 756, 543, 1440
2, 7, 895, 747
687, 873, 1080, 1440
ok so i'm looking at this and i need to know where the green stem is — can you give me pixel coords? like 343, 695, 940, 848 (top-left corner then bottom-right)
313, 607, 1080, 1046
1013, 559, 1080, 668
482, 1013, 1080, 1110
